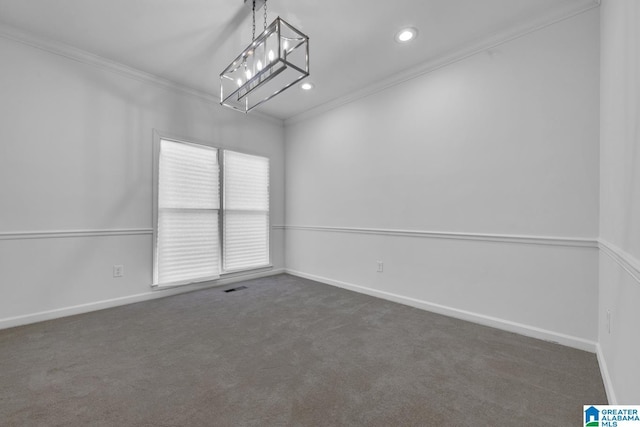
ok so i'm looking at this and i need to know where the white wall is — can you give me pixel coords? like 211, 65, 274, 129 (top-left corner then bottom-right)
1, 3, 632, 402
0, 35, 285, 327
285, 10, 600, 350
598, 0, 640, 404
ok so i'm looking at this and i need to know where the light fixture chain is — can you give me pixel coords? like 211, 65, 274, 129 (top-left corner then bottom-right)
252, 0, 256, 41
264, 0, 268, 30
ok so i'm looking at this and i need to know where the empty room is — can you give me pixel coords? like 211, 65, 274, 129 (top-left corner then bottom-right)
0, 0, 638, 425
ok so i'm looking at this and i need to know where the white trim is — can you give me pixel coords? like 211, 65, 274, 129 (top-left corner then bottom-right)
0, 225, 284, 242
0, 268, 285, 331
596, 343, 617, 404
152, 274, 222, 290
152, 129, 281, 158
595, 240, 638, 405
152, 265, 274, 290
0, 228, 153, 241
285, 1, 601, 126
151, 133, 274, 287
284, 225, 598, 248
0, 3, 599, 128
0, 23, 283, 127
599, 239, 640, 284
285, 269, 598, 353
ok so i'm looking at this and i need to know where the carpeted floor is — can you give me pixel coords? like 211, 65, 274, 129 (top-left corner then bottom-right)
0, 274, 606, 426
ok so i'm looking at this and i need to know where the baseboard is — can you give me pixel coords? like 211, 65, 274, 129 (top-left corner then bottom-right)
0, 268, 285, 331
285, 269, 597, 353
596, 343, 617, 404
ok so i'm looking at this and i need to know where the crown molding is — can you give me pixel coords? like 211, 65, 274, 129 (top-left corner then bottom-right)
285, 0, 601, 127
0, 22, 283, 127
0, 1, 599, 130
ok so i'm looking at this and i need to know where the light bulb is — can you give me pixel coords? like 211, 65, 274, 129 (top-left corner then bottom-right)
268, 50, 275, 62
237, 78, 243, 87
398, 31, 413, 42
395, 27, 417, 43
257, 60, 263, 71
246, 70, 252, 80
283, 40, 289, 51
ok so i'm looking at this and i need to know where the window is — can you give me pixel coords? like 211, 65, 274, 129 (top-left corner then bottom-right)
153, 137, 270, 288
223, 151, 270, 271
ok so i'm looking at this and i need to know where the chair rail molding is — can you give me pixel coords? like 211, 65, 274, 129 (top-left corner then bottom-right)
283, 225, 598, 248
0, 228, 154, 241
599, 239, 640, 284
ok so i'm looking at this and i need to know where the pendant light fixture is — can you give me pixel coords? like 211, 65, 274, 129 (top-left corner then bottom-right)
220, 0, 310, 113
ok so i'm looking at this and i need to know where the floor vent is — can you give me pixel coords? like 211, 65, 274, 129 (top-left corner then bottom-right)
224, 286, 248, 293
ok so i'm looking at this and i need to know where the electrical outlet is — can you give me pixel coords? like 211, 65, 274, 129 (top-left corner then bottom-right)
606, 310, 612, 334
377, 261, 384, 273
113, 265, 124, 278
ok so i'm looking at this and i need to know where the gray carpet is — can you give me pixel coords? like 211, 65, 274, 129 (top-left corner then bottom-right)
0, 274, 606, 426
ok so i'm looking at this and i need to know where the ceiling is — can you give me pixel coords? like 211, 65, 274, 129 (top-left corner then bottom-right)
0, 0, 599, 121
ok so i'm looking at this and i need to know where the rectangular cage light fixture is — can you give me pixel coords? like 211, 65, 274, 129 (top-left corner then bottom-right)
220, 17, 309, 113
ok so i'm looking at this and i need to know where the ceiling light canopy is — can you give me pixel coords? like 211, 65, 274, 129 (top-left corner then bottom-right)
220, 0, 310, 113
395, 27, 417, 43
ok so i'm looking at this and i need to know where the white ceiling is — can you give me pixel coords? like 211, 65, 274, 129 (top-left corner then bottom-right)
0, 0, 599, 120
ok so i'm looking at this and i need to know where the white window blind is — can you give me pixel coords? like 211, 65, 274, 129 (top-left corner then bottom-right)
223, 151, 270, 271
154, 139, 220, 286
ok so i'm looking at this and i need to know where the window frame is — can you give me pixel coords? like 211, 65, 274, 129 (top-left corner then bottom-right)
152, 131, 272, 289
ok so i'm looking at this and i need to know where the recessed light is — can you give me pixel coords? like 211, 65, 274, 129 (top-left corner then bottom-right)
395, 27, 417, 43
301, 82, 314, 90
